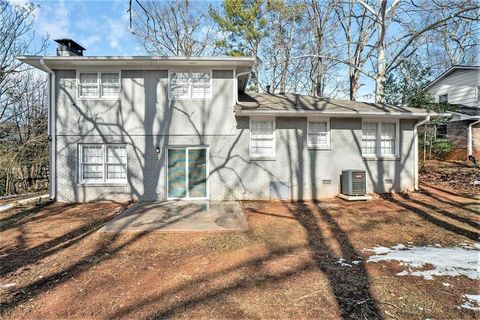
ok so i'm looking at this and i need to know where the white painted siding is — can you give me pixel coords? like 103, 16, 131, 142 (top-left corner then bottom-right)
428, 69, 480, 107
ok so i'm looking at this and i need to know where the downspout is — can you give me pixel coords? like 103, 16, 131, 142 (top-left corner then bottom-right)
468, 119, 480, 157
40, 59, 56, 200
235, 71, 251, 106
413, 114, 430, 190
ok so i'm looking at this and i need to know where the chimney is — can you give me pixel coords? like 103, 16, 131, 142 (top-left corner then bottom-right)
54, 39, 86, 56
266, 85, 271, 94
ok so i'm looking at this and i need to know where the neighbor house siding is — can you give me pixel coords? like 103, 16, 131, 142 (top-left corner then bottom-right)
427, 69, 480, 107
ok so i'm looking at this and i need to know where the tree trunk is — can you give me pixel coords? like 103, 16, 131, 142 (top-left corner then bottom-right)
375, 1, 387, 104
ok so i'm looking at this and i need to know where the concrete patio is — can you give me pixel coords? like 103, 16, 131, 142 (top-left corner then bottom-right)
99, 201, 249, 232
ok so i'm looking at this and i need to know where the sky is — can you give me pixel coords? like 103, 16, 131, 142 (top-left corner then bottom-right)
12, 0, 143, 56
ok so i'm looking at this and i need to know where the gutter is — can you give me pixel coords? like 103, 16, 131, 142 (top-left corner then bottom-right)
40, 59, 56, 201
413, 114, 431, 190
468, 119, 480, 157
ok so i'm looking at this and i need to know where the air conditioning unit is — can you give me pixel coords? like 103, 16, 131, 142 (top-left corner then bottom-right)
341, 170, 366, 196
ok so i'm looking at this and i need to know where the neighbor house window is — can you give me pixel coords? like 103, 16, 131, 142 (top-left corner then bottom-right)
438, 94, 448, 103
169, 71, 211, 99
79, 144, 127, 183
362, 121, 398, 157
307, 119, 330, 149
78, 72, 120, 99
250, 117, 275, 159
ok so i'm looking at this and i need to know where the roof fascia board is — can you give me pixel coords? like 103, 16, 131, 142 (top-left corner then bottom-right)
425, 65, 480, 90
233, 110, 450, 119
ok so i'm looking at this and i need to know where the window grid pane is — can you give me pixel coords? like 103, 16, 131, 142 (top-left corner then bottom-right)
80, 73, 99, 97
170, 72, 211, 99
362, 123, 378, 155
80, 145, 127, 182
380, 123, 396, 155
100, 73, 120, 97
308, 121, 328, 147
251, 120, 274, 155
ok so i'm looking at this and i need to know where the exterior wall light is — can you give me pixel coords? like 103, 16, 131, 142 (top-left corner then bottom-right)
155, 146, 160, 153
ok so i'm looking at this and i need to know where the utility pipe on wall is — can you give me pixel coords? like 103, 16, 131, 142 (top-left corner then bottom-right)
40, 59, 56, 200
413, 114, 430, 190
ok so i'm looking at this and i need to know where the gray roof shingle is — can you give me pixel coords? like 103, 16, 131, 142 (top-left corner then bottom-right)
235, 93, 444, 118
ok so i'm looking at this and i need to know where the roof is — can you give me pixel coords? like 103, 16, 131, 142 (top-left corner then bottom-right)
16, 55, 256, 72
235, 93, 449, 118
425, 65, 480, 90
54, 39, 86, 51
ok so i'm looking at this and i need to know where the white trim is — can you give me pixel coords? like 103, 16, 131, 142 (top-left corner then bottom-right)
468, 119, 480, 157
234, 109, 450, 119
166, 146, 209, 200
168, 70, 213, 100
361, 119, 400, 158
76, 70, 121, 100
78, 144, 128, 185
249, 116, 276, 160
307, 117, 330, 150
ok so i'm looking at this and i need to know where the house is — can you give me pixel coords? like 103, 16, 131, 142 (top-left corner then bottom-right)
17, 39, 446, 202
425, 65, 480, 160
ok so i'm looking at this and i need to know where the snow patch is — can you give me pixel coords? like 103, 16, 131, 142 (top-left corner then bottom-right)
337, 257, 352, 267
364, 244, 480, 280
460, 294, 480, 312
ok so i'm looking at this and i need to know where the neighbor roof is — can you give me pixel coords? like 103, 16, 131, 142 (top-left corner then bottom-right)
235, 93, 449, 118
425, 65, 480, 90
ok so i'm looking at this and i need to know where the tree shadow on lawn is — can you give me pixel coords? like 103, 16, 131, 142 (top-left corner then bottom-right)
0, 201, 210, 314
380, 193, 479, 241
107, 201, 383, 320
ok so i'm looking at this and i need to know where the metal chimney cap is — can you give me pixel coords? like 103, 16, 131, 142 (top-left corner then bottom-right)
54, 39, 86, 51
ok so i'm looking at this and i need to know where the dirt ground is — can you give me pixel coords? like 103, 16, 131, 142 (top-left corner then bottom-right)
420, 160, 480, 196
0, 179, 479, 319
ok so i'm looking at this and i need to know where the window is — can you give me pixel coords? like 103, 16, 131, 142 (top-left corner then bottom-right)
307, 119, 330, 149
78, 72, 120, 99
79, 144, 127, 183
436, 124, 447, 138
362, 121, 398, 157
438, 94, 448, 103
250, 118, 275, 158
169, 71, 211, 99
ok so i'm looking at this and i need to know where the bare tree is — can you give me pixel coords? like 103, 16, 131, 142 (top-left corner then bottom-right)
0, 71, 48, 195
130, 0, 218, 56
356, 0, 479, 103
0, 1, 45, 122
336, 0, 375, 100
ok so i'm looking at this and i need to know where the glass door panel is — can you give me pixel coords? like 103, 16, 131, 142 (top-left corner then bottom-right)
167, 149, 187, 198
188, 149, 207, 198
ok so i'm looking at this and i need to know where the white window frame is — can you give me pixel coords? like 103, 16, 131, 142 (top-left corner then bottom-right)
78, 144, 127, 184
361, 119, 400, 159
249, 116, 276, 160
438, 93, 448, 103
168, 70, 213, 100
307, 117, 330, 149
77, 71, 121, 100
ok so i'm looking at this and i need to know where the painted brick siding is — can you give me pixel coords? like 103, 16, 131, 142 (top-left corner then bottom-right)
54, 69, 417, 202
55, 117, 416, 202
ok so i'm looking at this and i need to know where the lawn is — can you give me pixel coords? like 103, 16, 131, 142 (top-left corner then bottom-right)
0, 166, 479, 319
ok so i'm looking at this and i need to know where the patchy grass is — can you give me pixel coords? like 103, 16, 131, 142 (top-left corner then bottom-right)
0, 185, 478, 319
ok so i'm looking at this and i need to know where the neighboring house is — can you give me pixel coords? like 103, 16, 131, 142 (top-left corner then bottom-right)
18, 39, 445, 202
425, 65, 480, 160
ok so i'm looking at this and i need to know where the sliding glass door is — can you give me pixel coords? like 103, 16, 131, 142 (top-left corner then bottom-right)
167, 147, 208, 199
